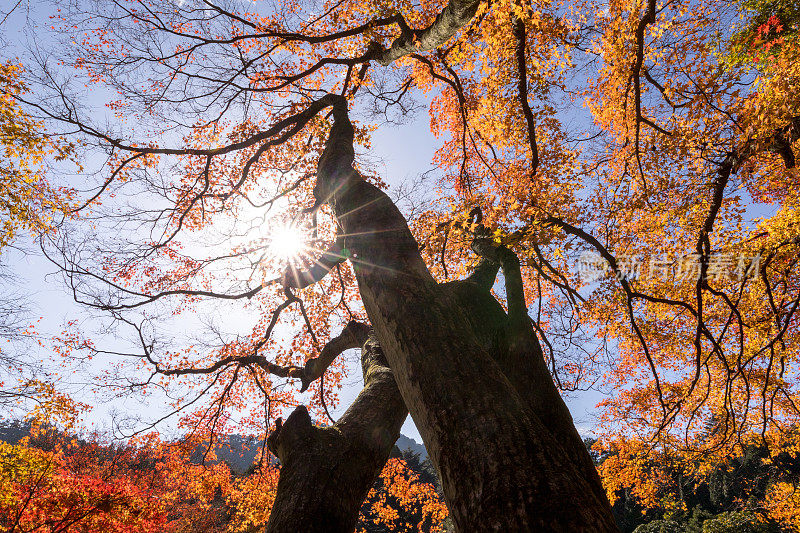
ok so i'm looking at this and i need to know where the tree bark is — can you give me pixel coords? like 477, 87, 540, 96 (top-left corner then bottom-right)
372, 0, 483, 65
265, 326, 408, 533
314, 95, 619, 531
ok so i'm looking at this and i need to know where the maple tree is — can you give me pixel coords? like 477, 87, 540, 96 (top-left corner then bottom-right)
0, 426, 232, 532
0, 61, 74, 251
356, 455, 449, 533
10, 0, 800, 529
593, 433, 800, 531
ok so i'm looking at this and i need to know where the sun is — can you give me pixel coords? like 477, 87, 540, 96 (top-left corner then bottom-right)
269, 224, 307, 261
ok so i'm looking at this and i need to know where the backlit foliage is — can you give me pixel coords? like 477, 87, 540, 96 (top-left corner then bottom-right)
11, 0, 800, 525
0, 62, 75, 251
596, 433, 800, 531
226, 463, 280, 532
357, 457, 449, 533
0, 61, 80, 422
0, 429, 232, 532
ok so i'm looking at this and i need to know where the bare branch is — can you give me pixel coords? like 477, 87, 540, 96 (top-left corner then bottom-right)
299, 320, 370, 392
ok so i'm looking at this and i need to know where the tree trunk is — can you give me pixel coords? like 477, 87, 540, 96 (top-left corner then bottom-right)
265, 327, 407, 533
314, 95, 619, 531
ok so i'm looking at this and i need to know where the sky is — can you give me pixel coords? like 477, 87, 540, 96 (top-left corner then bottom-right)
0, 1, 606, 447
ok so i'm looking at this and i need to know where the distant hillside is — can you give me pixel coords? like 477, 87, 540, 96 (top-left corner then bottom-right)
395, 434, 427, 459
194, 433, 427, 473
0, 419, 30, 444
195, 433, 428, 473
0, 419, 428, 474
191, 434, 269, 473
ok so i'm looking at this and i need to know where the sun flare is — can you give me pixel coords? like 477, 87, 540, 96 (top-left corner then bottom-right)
269, 224, 306, 261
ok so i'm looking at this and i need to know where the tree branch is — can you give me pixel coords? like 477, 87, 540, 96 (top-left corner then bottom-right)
371, 0, 483, 65
299, 320, 370, 392
283, 238, 349, 290
266, 332, 407, 533
513, 17, 539, 177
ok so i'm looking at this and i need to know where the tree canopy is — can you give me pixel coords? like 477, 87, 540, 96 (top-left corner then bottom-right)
3, 0, 800, 529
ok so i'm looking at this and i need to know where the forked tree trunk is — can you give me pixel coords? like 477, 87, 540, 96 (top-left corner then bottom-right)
265, 327, 407, 532
309, 95, 618, 531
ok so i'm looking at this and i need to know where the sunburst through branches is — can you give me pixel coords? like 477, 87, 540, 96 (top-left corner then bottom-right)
267, 224, 307, 262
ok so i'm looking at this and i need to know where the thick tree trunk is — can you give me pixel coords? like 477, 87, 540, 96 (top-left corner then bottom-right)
265, 327, 407, 533
467, 241, 611, 510
315, 95, 619, 531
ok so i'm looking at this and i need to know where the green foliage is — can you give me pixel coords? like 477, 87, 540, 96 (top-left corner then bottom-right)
632, 511, 784, 533
701, 511, 782, 533
633, 520, 685, 533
